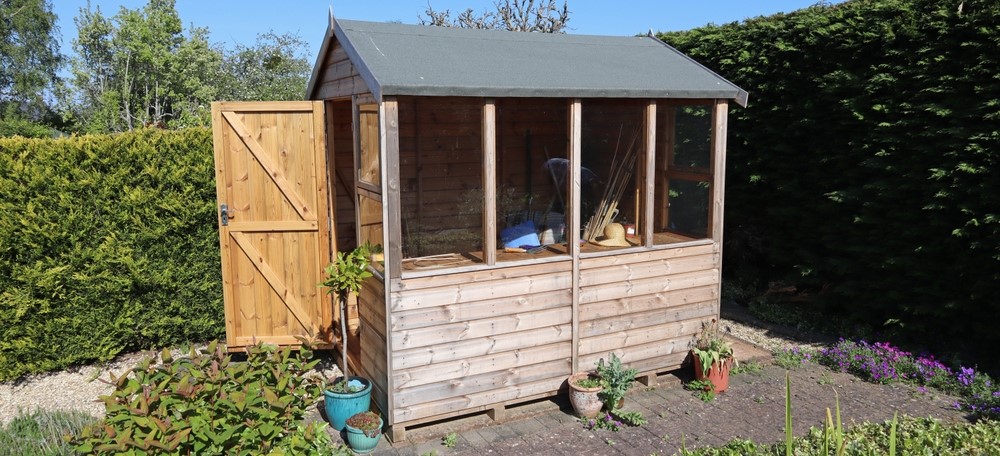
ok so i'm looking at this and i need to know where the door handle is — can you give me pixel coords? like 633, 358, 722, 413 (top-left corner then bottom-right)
220, 204, 232, 226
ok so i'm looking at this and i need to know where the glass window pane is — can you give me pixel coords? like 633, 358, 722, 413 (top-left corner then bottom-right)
358, 192, 384, 273
398, 97, 483, 271
667, 179, 710, 239
654, 103, 713, 245
496, 98, 569, 261
357, 104, 381, 186
580, 99, 645, 251
672, 105, 712, 170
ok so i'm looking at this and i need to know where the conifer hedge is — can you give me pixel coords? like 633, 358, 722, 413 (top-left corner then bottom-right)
661, 0, 999, 368
0, 128, 223, 381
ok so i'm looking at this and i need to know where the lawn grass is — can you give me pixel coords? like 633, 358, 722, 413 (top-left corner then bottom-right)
0, 409, 96, 456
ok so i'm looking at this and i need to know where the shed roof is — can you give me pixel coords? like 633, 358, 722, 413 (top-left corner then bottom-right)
307, 16, 748, 106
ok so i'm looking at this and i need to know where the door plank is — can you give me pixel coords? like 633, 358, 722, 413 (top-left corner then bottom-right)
222, 111, 315, 221
231, 231, 316, 333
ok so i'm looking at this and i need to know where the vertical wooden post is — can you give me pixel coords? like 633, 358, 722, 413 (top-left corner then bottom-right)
643, 100, 656, 247
380, 98, 401, 280
710, 100, 728, 317
313, 101, 334, 340
568, 99, 582, 373
380, 97, 400, 426
482, 99, 497, 266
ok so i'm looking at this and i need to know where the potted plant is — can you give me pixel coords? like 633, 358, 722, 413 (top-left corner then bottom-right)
567, 372, 603, 418
344, 411, 383, 454
596, 352, 637, 411
691, 318, 735, 393
321, 242, 376, 431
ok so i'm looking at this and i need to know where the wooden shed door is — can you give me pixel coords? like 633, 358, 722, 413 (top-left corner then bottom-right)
211, 101, 334, 349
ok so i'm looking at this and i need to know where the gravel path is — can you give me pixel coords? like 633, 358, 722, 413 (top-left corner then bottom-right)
0, 312, 821, 426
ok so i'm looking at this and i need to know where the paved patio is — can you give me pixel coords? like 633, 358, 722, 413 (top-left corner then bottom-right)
319, 338, 968, 456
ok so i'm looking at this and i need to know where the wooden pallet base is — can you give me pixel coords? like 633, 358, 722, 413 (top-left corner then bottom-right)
386, 391, 559, 443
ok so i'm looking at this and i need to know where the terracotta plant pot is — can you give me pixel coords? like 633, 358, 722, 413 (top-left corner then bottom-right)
567, 372, 603, 418
692, 352, 734, 393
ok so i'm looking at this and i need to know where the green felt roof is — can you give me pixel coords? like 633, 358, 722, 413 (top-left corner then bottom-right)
308, 17, 748, 106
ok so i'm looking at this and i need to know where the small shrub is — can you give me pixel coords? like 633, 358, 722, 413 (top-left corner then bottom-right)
774, 346, 813, 370
596, 353, 637, 410
441, 432, 457, 448
732, 359, 764, 375
69, 341, 337, 455
954, 367, 1000, 420
815, 339, 1000, 420
0, 409, 95, 456
583, 413, 624, 432
685, 379, 716, 402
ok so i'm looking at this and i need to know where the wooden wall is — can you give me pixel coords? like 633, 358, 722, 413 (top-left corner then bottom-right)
314, 40, 368, 99
357, 275, 389, 417
387, 261, 574, 426
578, 243, 720, 372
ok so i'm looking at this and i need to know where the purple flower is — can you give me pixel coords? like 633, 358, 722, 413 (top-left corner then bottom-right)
959, 367, 976, 387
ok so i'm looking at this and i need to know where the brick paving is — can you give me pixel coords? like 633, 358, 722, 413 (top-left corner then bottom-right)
321, 355, 969, 456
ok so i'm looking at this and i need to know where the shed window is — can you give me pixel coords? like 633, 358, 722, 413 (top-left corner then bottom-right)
580, 99, 646, 251
655, 104, 713, 243
398, 97, 483, 271
496, 98, 569, 262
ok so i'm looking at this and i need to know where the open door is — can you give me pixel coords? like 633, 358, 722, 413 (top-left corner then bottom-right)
211, 101, 334, 349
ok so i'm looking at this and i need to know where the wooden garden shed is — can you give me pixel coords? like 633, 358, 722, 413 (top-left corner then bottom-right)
212, 11, 747, 441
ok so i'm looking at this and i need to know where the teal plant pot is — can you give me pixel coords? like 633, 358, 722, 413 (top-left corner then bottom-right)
344, 416, 383, 454
323, 376, 373, 431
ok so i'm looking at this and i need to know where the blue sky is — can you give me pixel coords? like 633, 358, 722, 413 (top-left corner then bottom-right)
53, 1, 840, 61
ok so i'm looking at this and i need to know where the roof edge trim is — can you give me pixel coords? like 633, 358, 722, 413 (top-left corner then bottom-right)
332, 17, 383, 101
646, 35, 749, 108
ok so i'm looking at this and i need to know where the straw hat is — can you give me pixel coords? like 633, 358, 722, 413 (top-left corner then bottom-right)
596, 223, 632, 247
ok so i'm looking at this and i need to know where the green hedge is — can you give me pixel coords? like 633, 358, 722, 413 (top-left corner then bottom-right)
0, 128, 223, 381
661, 0, 1000, 368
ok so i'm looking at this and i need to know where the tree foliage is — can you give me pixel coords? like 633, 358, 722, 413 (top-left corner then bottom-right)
661, 0, 1000, 369
0, 0, 61, 127
217, 31, 312, 102
67, 0, 222, 132
421, 0, 570, 33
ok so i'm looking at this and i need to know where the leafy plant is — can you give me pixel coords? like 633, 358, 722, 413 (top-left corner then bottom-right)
442, 432, 458, 448
595, 352, 637, 410
573, 377, 601, 389
69, 341, 337, 455
685, 379, 716, 402
583, 413, 623, 432
326, 379, 364, 393
581, 356, 647, 433
732, 359, 763, 375
321, 242, 376, 380
614, 410, 647, 427
322, 244, 374, 306
346, 411, 382, 438
692, 319, 735, 375
774, 346, 813, 370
